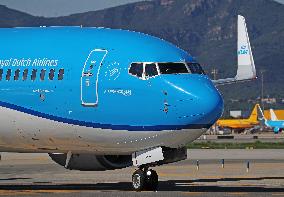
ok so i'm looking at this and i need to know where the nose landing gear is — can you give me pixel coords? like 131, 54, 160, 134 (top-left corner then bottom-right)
132, 165, 158, 191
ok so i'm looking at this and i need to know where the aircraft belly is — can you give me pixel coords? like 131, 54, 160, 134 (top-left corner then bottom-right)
0, 106, 206, 154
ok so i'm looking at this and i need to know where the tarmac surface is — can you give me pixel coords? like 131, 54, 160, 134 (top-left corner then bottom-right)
0, 150, 284, 197
197, 133, 284, 143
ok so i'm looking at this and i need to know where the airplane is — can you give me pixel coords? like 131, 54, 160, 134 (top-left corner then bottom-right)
0, 15, 256, 191
258, 105, 284, 134
216, 104, 259, 133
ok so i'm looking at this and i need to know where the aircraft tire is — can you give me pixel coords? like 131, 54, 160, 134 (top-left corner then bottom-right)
132, 169, 146, 191
145, 169, 158, 191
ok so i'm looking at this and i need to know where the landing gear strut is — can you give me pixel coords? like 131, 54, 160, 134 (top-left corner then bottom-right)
132, 165, 158, 191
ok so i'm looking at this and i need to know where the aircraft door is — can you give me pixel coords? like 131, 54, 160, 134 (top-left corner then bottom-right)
81, 49, 108, 107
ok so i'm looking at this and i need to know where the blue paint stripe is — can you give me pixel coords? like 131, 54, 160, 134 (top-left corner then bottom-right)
0, 101, 211, 131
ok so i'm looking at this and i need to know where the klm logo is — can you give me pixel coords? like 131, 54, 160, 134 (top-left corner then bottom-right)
238, 45, 249, 55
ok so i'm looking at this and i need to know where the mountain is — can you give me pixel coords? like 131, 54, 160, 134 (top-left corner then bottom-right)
0, 0, 284, 113
0, 5, 39, 27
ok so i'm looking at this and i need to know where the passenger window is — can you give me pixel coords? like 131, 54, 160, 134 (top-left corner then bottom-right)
0, 69, 3, 81
14, 69, 20, 80
40, 69, 46, 81
31, 69, 37, 81
6, 69, 11, 81
129, 63, 143, 78
58, 69, 64, 80
23, 69, 28, 81
49, 69, 55, 80
158, 63, 189, 74
145, 63, 158, 78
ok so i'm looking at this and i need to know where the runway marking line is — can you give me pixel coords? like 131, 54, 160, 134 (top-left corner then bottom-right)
272, 194, 284, 196
228, 192, 248, 196
159, 173, 256, 180
0, 190, 37, 196
0, 189, 80, 195
182, 192, 204, 195
159, 173, 226, 179
33, 190, 80, 194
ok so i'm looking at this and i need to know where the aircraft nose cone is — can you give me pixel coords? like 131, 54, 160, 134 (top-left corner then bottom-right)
165, 75, 223, 126
195, 80, 224, 124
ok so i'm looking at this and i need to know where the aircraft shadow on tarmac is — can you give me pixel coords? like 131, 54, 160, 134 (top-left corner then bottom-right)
0, 177, 284, 192
0, 178, 32, 181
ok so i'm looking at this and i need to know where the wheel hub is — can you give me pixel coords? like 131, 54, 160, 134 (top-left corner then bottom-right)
132, 174, 141, 189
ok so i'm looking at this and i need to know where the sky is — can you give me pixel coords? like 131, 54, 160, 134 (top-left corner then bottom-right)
0, 0, 283, 17
0, 0, 147, 17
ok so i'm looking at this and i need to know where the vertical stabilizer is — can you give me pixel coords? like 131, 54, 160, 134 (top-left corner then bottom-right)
256, 104, 267, 126
248, 104, 258, 121
212, 15, 257, 85
236, 15, 256, 81
270, 109, 278, 121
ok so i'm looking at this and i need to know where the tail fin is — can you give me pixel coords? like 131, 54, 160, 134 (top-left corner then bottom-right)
270, 109, 278, 121
213, 15, 256, 86
248, 104, 258, 121
257, 104, 267, 126
236, 15, 256, 81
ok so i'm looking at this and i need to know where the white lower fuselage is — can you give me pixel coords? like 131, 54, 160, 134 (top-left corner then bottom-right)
0, 106, 207, 155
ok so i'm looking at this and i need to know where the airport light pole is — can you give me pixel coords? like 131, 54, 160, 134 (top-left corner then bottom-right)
211, 68, 218, 80
260, 70, 265, 110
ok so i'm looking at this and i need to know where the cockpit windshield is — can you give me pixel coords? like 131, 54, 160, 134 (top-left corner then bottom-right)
129, 63, 143, 78
158, 63, 189, 74
145, 63, 158, 78
187, 63, 206, 75
128, 62, 205, 80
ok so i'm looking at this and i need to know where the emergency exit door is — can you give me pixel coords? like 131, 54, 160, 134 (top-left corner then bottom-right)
81, 49, 108, 107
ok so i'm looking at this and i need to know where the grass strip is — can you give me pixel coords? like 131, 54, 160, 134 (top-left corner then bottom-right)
187, 141, 284, 149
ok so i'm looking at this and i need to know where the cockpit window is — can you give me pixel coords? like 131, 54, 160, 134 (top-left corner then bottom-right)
145, 63, 158, 78
158, 63, 189, 74
129, 63, 143, 78
187, 63, 206, 75
129, 62, 205, 80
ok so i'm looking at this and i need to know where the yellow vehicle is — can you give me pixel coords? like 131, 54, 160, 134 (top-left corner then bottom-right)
216, 104, 259, 132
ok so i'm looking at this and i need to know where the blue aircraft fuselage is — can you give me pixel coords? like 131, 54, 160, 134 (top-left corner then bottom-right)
0, 27, 223, 153
265, 120, 284, 133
